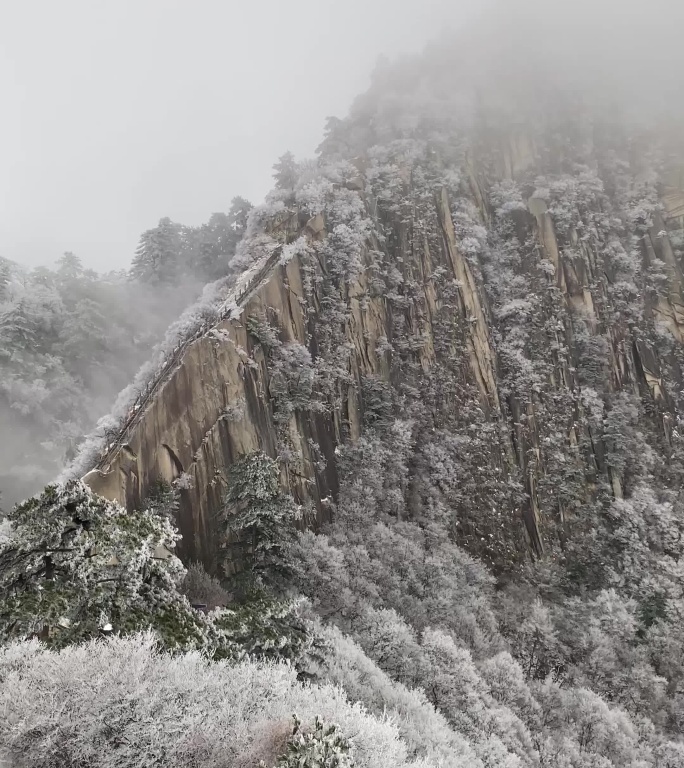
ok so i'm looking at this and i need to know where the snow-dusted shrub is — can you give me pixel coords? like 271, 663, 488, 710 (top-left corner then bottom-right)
0, 632, 428, 768
279, 235, 312, 266
247, 315, 281, 350
269, 342, 321, 421
533, 169, 605, 236
270, 715, 354, 768
0, 518, 12, 545
316, 624, 481, 768
180, 562, 230, 609
489, 181, 527, 218
360, 375, 394, 428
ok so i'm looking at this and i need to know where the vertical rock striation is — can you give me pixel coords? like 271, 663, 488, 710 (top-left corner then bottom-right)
82, 30, 684, 578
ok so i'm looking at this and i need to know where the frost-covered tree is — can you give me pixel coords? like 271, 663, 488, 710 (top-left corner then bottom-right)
221, 452, 301, 592
228, 195, 253, 236
269, 342, 321, 422
0, 480, 204, 649
0, 479, 316, 666
130, 216, 182, 284
274, 151, 299, 191
191, 212, 238, 280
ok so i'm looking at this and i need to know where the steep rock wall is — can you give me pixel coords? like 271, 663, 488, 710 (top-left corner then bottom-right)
84, 252, 329, 573
82, 177, 508, 574
83, 136, 684, 575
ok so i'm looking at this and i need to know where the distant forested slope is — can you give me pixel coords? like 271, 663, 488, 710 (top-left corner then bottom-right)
0, 197, 251, 510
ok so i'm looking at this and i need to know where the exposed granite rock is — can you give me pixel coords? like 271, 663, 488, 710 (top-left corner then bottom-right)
83, 136, 684, 573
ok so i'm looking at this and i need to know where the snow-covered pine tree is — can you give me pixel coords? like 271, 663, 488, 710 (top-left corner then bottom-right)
273, 151, 299, 192
130, 216, 182, 284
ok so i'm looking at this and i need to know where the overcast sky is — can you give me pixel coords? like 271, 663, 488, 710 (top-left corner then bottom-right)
0, 0, 481, 272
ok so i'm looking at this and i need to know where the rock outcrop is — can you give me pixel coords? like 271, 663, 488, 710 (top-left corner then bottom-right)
81, 38, 684, 577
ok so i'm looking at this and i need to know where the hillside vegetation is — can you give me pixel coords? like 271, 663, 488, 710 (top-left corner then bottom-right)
2, 3, 684, 766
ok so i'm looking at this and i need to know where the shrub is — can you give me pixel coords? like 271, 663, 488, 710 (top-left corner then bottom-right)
0, 633, 421, 768
180, 562, 230, 609
268, 715, 354, 767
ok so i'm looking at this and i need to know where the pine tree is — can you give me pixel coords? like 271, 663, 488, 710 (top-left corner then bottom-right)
194, 213, 235, 280
316, 116, 350, 159
56, 252, 83, 283
228, 195, 253, 236
273, 151, 299, 191
0, 480, 200, 649
130, 217, 181, 284
221, 452, 301, 592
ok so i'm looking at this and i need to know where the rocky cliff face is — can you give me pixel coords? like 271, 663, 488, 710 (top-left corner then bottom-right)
81, 25, 684, 580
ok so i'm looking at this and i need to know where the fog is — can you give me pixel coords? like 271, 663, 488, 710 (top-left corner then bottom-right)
4, 0, 684, 273
3, 0, 684, 512
472, 0, 684, 111
0, 0, 483, 272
